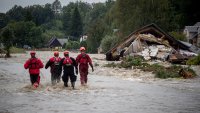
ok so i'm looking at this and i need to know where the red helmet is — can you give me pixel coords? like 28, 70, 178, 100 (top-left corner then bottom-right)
80, 47, 86, 51
64, 51, 69, 55
30, 51, 36, 55
54, 51, 59, 56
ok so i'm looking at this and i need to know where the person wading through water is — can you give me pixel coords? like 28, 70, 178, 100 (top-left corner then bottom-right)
24, 51, 44, 88
45, 51, 62, 85
76, 47, 94, 86
60, 51, 78, 89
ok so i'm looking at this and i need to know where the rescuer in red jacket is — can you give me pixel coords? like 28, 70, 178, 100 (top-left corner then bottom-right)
45, 51, 62, 85
24, 51, 44, 88
76, 47, 94, 86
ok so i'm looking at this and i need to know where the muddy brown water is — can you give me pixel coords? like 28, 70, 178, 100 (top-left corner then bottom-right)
0, 52, 200, 113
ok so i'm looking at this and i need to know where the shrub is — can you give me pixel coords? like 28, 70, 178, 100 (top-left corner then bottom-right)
119, 56, 143, 68
100, 35, 119, 53
155, 70, 180, 79
169, 31, 187, 41
154, 65, 196, 79
65, 40, 80, 50
186, 54, 200, 65
142, 63, 164, 72
154, 65, 181, 79
104, 56, 197, 79
10, 47, 25, 53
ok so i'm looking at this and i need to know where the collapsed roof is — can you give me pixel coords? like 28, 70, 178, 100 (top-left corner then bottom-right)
106, 23, 199, 61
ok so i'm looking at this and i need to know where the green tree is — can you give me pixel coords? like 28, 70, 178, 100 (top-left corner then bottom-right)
87, 3, 107, 25
23, 4, 54, 25
1, 27, 15, 57
70, 6, 83, 39
101, 35, 118, 53
29, 26, 43, 48
62, 5, 73, 35
65, 40, 80, 50
170, 0, 200, 27
42, 20, 63, 30
87, 19, 107, 53
7, 21, 34, 47
6, 5, 25, 21
7, 21, 44, 48
85, 1, 115, 53
0, 13, 9, 29
113, 0, 173, 36
80, 41, 87, 49
77, 2, 92, 34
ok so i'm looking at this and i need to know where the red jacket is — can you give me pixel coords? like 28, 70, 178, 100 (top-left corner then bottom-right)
24, 58, 44, 74
76, 53, 92, 67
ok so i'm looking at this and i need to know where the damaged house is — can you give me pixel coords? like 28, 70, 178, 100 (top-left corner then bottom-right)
106, 23, 200, 63
183, 22, 200, 47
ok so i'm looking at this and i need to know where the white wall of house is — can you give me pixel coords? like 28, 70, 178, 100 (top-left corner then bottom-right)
183, 23, 200, 47
198, 34, 200, 47
80, 35, 88, 42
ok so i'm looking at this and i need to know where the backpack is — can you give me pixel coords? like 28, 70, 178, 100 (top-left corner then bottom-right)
53, 57, 60, 66
29, 58, 40, 69
63, 57, 73, 66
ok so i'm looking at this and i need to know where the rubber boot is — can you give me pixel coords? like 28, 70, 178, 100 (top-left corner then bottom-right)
71, 82, 75, 89
52, 80, 56, 86
64, 82, 68, 87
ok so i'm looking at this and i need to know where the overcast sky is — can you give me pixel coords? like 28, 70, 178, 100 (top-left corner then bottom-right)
0, 0, 106, 13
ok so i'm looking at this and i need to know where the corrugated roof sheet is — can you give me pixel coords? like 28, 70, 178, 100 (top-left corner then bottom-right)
185, 26, 198, 32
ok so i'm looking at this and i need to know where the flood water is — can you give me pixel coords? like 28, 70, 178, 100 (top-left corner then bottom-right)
0, 52, 200, 113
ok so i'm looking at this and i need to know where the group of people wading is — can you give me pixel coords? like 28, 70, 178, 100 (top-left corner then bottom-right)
24, 47, 94, 89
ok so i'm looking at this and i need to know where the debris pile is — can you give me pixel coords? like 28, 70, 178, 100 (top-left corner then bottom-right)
123, 34, 198, 63
106, 23, 200, 63
124, 34, 173, 61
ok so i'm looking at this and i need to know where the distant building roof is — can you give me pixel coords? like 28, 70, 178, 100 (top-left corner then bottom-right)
185, 22, 200, 32
185, 26, 199, 32
48, 37, 68, 47
57, 39, 68, 46
184, 22, 200, 40
194, 22, 200, 26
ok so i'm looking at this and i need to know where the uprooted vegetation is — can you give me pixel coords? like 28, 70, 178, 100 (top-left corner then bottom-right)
104, 56, 197, 79
186, 54, 200, 65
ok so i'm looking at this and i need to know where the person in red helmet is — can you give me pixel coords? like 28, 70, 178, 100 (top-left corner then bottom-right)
59, 51, 78, 89
45, 51, 62, 85
76, 47, 94, 86
24, 51, 44, 88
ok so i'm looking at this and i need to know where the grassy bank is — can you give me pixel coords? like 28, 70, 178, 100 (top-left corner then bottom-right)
104, 56, 197, 79
10, 47, 26, 53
